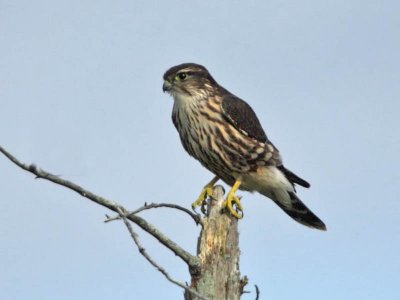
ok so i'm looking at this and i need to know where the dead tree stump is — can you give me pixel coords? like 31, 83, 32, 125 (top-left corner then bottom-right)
185, 185, 242, 300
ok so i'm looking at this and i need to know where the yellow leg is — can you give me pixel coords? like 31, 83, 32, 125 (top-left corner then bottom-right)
192, 176, 219, 213
222, 178, 244, 219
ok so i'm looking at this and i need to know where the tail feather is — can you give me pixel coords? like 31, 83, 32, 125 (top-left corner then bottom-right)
257, 165, 325, 230
273, 191, 326, 230
277, 165, 311, 188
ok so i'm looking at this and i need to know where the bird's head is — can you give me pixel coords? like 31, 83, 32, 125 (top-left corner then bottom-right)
163, 63, 217, 100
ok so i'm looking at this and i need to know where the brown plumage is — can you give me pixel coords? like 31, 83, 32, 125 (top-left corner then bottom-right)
163, 63, 326, 230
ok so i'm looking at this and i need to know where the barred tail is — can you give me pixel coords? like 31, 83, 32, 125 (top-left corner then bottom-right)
257, 166, 326, 230
272, 191, 326, 230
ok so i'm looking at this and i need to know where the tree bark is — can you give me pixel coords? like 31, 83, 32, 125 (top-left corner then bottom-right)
185, 186, 242, 300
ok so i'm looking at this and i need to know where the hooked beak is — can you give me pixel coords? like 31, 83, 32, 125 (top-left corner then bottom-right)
162, 80, 172, 92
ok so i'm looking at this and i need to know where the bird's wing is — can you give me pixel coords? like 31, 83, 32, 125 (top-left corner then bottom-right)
220, 93, 268, 143
220, 91, 310, 189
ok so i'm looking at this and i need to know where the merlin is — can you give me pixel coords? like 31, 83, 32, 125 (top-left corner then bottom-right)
163, 63, 326, 230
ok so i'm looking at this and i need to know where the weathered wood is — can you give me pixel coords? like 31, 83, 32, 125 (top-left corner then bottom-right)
185, 185, 241, 300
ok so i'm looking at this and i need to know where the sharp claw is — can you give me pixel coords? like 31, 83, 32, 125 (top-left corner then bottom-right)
222, 193, 244, 219
192, 186, 214, 215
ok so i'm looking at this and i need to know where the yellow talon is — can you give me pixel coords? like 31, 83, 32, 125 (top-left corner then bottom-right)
222, 178, 244, 219
192, 176, 219, 214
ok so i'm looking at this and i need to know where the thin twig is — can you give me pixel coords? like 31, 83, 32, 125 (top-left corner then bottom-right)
117, 207, 208, 300
131, 203, 202, 225
255, 284, 260, 300
0, 145, 200, 271
105, 202, 202, 225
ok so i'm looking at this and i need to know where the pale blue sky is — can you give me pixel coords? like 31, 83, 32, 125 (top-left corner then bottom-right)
1, 1, 399, 299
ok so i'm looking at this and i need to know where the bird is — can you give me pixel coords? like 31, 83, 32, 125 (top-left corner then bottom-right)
163, 63, 326, 230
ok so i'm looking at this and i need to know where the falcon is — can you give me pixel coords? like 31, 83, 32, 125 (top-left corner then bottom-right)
163, 63, 326, 230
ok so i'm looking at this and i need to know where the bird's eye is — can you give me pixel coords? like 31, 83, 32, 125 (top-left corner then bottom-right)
178, 72, 187, 80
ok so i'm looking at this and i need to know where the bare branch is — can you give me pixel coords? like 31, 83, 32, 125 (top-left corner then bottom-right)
117, 207, 208, 300
255, 284, 260, 300
131, 203, 202, 225
0, 145, 200, 271
105, 202, 202, 226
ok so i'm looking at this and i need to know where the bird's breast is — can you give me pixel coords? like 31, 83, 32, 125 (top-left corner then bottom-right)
173, 101, 218, 157
172, 98, 272, 182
